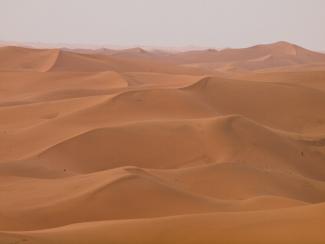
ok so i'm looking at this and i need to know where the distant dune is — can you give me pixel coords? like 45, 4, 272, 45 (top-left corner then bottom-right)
0, 41, 325, 244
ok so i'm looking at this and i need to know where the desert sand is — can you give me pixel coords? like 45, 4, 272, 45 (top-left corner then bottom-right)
0, 41, 325, 243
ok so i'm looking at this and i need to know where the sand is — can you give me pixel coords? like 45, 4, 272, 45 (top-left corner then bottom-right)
0, 42, 325, 243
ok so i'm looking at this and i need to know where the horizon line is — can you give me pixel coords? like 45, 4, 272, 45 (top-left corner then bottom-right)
1, 40, 324, 53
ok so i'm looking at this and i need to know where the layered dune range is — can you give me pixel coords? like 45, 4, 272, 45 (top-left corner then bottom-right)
0, 42, 325, 243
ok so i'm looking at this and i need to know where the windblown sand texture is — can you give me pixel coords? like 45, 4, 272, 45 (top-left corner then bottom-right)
1, 41, 325, 244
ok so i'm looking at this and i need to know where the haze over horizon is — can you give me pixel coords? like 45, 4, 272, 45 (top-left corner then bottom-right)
1, 0, 325, 50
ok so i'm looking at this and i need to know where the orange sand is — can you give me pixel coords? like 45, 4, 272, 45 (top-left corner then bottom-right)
0, 42, 325, 243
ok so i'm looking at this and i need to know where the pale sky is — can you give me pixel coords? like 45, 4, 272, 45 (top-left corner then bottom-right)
1, 0, 325, 50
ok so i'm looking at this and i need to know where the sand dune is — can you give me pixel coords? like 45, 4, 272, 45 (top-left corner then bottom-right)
0, 46, 59, 72
235, 70, 325, 91
1, 203, 325, 244
0, 45, 205, 74
0, 167, 221, 230
122, 72, 203, 88
30, 116, 325, 179
0, 70, 127, 106
171, 41, 325, 72
1, 42, 325, 243
186, 77, 325, 133
0, 95, 108, 130
1, 75, 325, 166
152, 163, 325, 203
0, 166, 307, 231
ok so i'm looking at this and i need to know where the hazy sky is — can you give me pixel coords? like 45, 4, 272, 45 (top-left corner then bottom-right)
1, 0, 325, 50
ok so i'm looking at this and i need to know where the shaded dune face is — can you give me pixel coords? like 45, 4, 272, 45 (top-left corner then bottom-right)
0, 43, 325, 244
